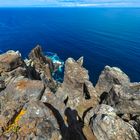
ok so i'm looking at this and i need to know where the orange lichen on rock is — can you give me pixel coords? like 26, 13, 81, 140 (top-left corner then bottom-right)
4, 109, 26, 134
16, 80, 29, 90
16, 79, 44, 91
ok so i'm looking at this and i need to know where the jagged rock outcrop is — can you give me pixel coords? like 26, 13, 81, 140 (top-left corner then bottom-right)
105, 83, 140, 114
28, 45, 56, 90
95, 66, 130, 96
90, 104, 140, 140
56, 58, 99, 118
1, 46, 140, 140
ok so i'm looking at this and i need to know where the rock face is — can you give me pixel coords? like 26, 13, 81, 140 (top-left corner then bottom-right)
17, 101, 62, 140
28, 45, 55, 86
90, 104, 140, 140
0, 77, 5, 90
95, 66, 130, 96
0, 50, 24, 73
56, 58, 99, 118
105, 83, 140, 114
41, 87, 66, 119
0, 46, 140, 140
0, 78, 45, 108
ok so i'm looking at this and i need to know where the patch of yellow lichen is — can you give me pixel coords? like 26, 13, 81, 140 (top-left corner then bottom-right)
4, 109, 26, 134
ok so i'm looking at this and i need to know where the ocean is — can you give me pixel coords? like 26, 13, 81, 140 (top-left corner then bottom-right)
0, 7, 140, 84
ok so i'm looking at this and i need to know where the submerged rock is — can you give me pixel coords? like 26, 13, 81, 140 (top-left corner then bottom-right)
90, 104, 140, 140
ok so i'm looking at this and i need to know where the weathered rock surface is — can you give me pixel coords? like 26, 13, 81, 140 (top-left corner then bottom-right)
1, 67, 28, 86
56, 58, 99, 118
129, 120, 140, 134
28, 45, 56, 90
95, 66, 130, 96
1, 46, 140, 140
105, 83, 140, 114
90, 104, 140, 140
0, 77, 5, 90
0, 78, 45, 136
18, 101, 62, 139
0, 50, 24, 73
41, 87, 66, 119
1, 101, 62, 140
0, 78, 44, 108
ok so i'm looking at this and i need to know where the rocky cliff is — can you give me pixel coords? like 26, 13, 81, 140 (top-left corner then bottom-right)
0, 45, 140, 140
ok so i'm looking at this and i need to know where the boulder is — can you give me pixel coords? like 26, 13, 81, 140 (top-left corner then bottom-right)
105, 83, 140, 114
0, 50, 24, 73
90, 104, 140, 140
0, 78, 45, 113
95, 66, 130, 96
1, 101, 62, 140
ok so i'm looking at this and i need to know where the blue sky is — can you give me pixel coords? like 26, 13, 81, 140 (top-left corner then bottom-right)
0, 0, 140, 7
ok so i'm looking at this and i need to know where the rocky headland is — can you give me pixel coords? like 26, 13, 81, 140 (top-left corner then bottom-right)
0, 45, 140, 140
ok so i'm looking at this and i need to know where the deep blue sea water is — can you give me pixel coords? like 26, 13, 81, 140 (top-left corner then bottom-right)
0, 8, 140, 84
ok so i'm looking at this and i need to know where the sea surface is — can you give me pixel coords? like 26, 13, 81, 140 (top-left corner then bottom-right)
0, 7, 140, 84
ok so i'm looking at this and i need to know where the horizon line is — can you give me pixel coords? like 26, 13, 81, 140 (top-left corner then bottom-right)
0, 5, 140, 8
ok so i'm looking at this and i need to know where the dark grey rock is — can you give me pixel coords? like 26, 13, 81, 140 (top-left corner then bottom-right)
129, 120, 140, 134
0, 77, 5, 90
28, 45, 57, 91
105, 83, 140, 114
95, 66, 130, 96
90, 104, 140, 140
